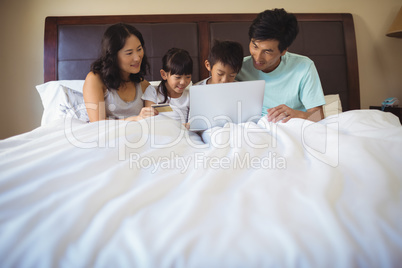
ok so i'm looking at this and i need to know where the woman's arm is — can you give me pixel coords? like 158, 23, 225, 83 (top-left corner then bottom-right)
83, 74, 158, 122
83, 72, 107, 122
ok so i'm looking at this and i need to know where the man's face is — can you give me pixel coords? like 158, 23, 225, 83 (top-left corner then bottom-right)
249, 39, 287, 73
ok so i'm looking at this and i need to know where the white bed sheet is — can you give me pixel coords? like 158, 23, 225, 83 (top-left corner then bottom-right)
0, 110, 401, 268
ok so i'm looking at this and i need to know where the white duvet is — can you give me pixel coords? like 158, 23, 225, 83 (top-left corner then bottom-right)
0, 110, 402, 268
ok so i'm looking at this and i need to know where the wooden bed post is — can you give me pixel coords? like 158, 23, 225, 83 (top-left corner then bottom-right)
342, 13, 361, 109
198, 21, 211, 81
44, 17, 58, 82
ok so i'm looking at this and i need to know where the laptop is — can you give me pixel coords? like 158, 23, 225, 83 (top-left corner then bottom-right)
188, 80, 265, 131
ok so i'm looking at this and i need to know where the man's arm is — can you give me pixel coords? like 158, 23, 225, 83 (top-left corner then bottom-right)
267, 104, 324, 123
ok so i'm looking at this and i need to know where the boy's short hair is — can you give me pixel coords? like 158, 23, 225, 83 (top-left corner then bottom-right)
249, 8, 299, 52
208, 40, 244, 73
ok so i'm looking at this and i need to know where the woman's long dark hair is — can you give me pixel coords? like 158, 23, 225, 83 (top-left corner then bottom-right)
159, 48, 193, 103
91, 23, 150, 90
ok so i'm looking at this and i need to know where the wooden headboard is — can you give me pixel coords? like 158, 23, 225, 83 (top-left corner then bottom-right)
44, 13, 360, 110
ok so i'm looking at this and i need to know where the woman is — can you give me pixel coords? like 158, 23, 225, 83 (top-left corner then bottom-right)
83, 23, 158, 122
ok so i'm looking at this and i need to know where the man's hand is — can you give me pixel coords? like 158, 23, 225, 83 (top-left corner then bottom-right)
267, 104, 324, 123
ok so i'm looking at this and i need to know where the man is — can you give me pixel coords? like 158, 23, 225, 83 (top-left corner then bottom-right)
237, 8, 325, 123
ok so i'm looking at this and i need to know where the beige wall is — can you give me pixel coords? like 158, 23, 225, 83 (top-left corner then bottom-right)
0, 0, 401, 139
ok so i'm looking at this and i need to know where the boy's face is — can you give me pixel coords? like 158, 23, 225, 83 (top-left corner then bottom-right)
205, 60, 237, 84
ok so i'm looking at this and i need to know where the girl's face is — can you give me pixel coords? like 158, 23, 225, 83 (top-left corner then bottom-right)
161, 70, 192, 98
117, 35, 144, 79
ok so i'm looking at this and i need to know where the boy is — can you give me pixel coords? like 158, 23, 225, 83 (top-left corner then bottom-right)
195, 40, 243, 85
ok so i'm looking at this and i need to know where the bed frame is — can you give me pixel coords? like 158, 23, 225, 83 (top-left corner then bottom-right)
44, 13, 360, 111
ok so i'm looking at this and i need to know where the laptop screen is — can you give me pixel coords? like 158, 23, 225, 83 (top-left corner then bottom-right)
188, 80, 265, 131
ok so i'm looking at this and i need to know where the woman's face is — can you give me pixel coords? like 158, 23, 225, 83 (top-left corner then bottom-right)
117, 35, 144, 79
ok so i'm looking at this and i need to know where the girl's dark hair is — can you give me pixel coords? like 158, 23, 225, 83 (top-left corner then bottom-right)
159, 48, 193, 103
91, 23, 150, 90
249, 8, 299, 52
208, 40, 244, 73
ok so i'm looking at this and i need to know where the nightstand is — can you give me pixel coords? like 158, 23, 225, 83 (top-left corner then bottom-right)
369, 106, 402, 124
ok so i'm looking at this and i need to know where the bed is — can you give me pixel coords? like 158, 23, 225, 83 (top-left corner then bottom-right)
0, 13, 402, 268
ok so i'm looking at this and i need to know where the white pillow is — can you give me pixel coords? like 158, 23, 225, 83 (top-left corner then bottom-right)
323, 94, 342, 117
59, 85, 89, 123
36, 80, 86, 125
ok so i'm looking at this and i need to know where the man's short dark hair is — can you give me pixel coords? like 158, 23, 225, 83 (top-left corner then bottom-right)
208, 40, 244, 73
248, 8, 299, 52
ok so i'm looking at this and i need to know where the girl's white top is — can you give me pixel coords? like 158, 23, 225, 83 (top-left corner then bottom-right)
142, 84, 190, 123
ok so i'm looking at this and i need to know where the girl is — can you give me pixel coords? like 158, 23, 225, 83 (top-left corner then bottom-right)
142, 48, 193, 124
83, 23, 158, 122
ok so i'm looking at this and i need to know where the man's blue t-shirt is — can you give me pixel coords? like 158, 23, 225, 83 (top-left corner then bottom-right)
236, 53, 325, 116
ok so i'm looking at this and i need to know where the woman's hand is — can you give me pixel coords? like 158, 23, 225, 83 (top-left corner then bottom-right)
139, 106, 159, 119
125, 107, 159, 121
